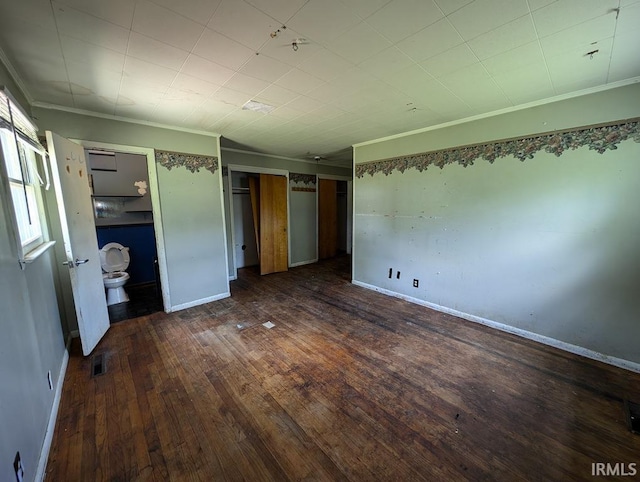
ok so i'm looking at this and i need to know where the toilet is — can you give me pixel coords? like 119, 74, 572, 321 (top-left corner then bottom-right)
100, 242, 130, 306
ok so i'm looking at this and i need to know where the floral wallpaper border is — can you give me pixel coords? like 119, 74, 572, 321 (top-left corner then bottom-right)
155, 150, 219, 174
290, 173, 317, 185
355, 118, 640, 178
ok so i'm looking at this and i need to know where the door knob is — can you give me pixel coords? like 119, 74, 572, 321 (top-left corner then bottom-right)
63, 258, 89, 267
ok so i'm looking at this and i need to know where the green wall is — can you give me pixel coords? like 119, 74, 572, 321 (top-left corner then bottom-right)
1, 62, 67, 482
32, 107, 230, 313
353, 83, 640, 367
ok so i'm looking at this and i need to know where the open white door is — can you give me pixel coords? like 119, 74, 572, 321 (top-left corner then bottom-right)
47, 131, 109, 355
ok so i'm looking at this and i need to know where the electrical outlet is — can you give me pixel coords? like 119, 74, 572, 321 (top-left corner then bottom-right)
47, 370, 53, 390
388, 268, 392, 279
396, 271, 401, 279
413, 279, 419, 288
14, 451, 24, 482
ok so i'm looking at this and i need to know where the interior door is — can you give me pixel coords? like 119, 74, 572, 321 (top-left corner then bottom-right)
318, 178, 338, 259
259, 173, 288, 275
47, 131, 110, 356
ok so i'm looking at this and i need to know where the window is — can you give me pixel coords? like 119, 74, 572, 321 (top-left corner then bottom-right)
0, 87, 49, 264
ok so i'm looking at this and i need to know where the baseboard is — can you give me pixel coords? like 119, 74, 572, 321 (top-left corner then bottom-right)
35, 342, 70, 481
352, 280, 640, 374
290, 259, 318, 268
171, 291, 231, 312
228, 275, 237, 281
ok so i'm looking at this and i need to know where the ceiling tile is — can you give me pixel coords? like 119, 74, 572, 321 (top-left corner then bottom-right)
132, 0, 204, 51
53, 3, 129, 53
491, 63, 554, 104
608, 30, 640, 82
127, 32, 190, 71
325, 21, 392, 64
223, 73, 270, 96
338, 0, 393, 19
28, 83, 75, 106
239, 54, 292, 82
193, 28, 255, 71
297, 49, 355, 82
526, 0, 557, 11
181, 54, 236, 85
244, 0, 308, 22
532, 0, 619, 38
208, 0, 279, 50
66, 60, 122, 99
546, 37, 613, 93
72, 94, 117, 115
60, 35, 125, 74
287, 0, 361, 46
467, 15, 537, 60
55, 0, 135, 28
438, 63, 509, 108
0, 1, 59, 31
365, 0, 443, 43
170, 73, 221, 98
114, 102, 160, 121
447, 0, 530, 41
616, 2, 640, 35
420, 44, 478, 78
117, 78, 167, 105
481, 41, 545, 76
383, 64, 434, 96
432, 0, 473, 15
150, 0, 221, 25
539, 15, 616, 60
357, 47, 415, 81
275, 69, 326, 95
0, 21, 63, 64
395, 18, 464, 62
124, 57, 179, 87
210, 87, 252, 107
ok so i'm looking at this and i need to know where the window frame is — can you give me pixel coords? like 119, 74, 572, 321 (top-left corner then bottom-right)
0, 87, 51, 266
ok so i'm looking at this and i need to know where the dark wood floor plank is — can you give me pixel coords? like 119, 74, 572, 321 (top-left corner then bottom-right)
45, 256, 640, 481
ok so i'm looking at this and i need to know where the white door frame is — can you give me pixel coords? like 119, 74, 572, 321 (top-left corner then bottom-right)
226, 164, 290, 280
72, 139, 171, 311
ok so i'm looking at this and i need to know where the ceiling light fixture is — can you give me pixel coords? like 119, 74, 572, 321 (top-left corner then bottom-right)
242, 100, 275, 114
586, 49, 599, 60
292, 41, 299, 51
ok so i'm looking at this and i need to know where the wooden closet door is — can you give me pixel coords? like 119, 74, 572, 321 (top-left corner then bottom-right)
259, 173, 288, 275
318, 178, 337, 259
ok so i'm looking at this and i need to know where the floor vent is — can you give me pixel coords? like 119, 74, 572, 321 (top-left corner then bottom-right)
91, 353, 106, 377
624, 400, 640, 434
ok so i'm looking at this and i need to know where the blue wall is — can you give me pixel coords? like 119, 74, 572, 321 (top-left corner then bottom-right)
96, 224, 157, 285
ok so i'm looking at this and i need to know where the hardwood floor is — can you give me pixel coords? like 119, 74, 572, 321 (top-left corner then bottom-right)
45, 256, 640, 481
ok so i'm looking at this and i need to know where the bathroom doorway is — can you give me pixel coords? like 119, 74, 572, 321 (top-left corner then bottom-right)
80, 141, 168, 323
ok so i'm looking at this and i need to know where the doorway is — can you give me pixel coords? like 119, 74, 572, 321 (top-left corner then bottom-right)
228, 166, 290, 278
318, 177, 352, 259
73, 140, 170, 324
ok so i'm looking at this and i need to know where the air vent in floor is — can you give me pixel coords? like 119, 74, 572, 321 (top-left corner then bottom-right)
624, 400, 640, 434
91, 353, 106, 377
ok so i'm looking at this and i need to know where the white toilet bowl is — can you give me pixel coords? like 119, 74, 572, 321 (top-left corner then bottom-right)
100, 242, 130, 306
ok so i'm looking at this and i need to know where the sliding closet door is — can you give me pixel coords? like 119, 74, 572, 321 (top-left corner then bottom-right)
318, 178, 337, 259
259, 173, 288, 275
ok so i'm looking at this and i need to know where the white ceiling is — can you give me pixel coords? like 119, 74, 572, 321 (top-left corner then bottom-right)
0, 0, 638, 166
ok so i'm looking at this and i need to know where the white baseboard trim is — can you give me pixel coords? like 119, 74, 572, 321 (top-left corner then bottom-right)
352, 280, 640, 374
290, 258, 318, 268
35, 344, 70, 481
171, 292, 231, 312
228, 275, 237, 281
